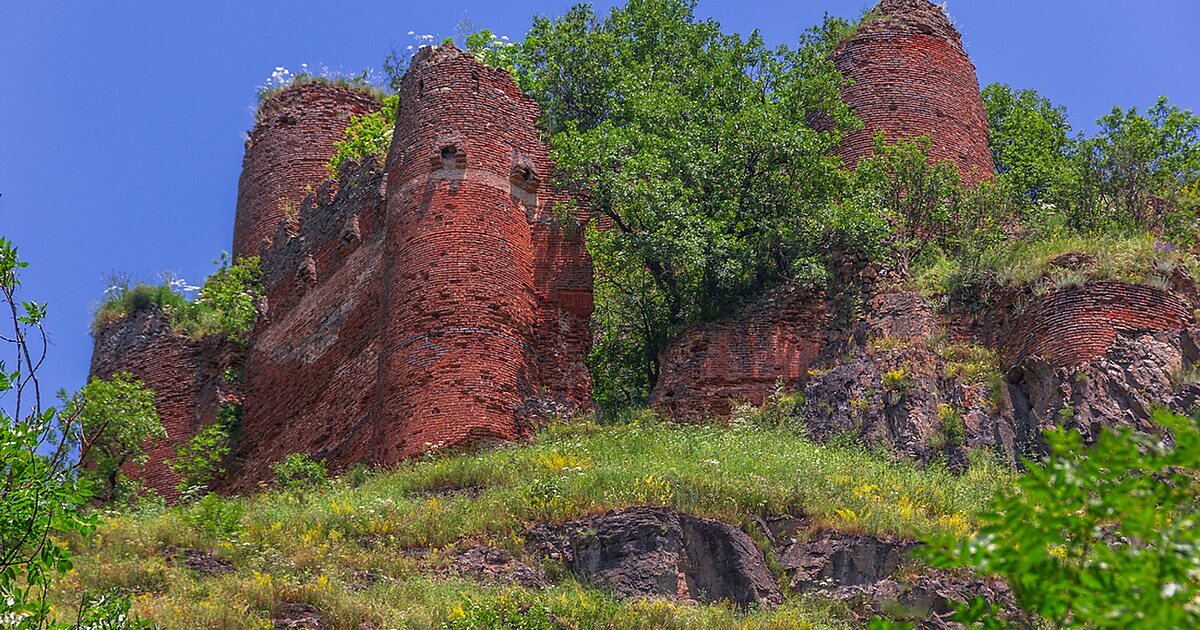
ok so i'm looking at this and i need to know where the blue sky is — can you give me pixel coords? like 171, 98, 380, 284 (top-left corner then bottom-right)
1, 0, 1197, 406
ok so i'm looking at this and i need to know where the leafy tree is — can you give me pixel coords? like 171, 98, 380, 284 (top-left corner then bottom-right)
0, 237, 101, 627
926, 411, 1200, 627
981, 83, 1077, 210
1081, 97, 1200, 237
197, 253, 262, 345
505, 0, 857, 403
58, 373, 164, 502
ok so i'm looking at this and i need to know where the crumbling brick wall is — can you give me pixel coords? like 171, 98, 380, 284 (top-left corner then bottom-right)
232, 83, 381, 259
229, 160, 388, 491
831, 0, 994, 186
650, 285, 827, 419
993, 281, 1195, 368
89, 309, 235, 500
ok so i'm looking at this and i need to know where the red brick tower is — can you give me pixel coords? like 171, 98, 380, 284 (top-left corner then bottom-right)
833, 0, 993, 185
376, 45, 546, 460
232, 83, 381, 259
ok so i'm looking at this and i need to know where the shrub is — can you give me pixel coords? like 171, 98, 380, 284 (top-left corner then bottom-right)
197, 253, 262, 345
327, 94, 399, 174
58, 372, 165, 502
91, 254, 262, 344
0, 237, 97, 624
183, 493, 244, 541
271, 453, 329, 502
167, 415, 234, 502
926, 411, 1200, 627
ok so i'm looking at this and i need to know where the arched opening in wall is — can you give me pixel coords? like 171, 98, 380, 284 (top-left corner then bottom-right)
471, 71, 479, 93
418, 79, 424, 97
438, 145, 466, 170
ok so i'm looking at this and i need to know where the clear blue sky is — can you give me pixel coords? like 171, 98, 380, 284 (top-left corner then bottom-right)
1, 0, 1197, 406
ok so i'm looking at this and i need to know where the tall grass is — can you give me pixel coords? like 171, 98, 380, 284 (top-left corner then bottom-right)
52, 414, 1013, 628
91, 282, 220, 340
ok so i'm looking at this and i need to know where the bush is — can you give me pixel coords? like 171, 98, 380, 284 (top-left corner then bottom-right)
58, 372, 165, 502
443, 596, 560, 630
167, 417, 233, 502
271, 453, 329, 502
1, 237, 98, 624
91, 254, 262, 344
327, 94, 398, 173
926, 411, 1200, 627
183, 493, 244, 541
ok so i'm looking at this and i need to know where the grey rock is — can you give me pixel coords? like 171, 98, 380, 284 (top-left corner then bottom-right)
526, 507, 782, 607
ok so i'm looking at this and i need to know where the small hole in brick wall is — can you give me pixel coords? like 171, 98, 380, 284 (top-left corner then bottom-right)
522, 168, 532, 182
441, 146, 456, 162
418, 79, 424, 96
471, 70, 479, 92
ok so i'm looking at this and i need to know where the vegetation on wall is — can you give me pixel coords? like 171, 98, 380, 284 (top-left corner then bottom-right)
92, 254, 263, 345
327, 95, 399, 174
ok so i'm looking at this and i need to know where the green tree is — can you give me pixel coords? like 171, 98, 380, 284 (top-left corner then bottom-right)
926, 411, 1200, 628
0, 237, 100, 627
509, 0, 856, 404
58, 373, 164, 502
1082, 96, 1200, 236
981, 83, 1077, 214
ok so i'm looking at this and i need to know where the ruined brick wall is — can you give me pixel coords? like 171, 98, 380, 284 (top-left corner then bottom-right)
994, 281, 1194, 368
650, 285, 827, 419
89, 309, 235, 501
232, 84, 381, 259
831, 0, 993, 186
377, 45, 592, 462
230, 160, 387, 490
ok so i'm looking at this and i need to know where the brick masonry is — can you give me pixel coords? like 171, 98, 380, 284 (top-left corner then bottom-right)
93, 0, 1019, 491
993, 281, 1195, 368
650, 285, 827, 419
232, 83, 381, 259
830, 0, 994, 186
89, 309, 237, 501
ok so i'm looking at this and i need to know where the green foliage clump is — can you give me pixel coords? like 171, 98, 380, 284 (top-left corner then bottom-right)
271, 453, 330, 502
58, 372, 165, 502
496, 0, 857, 405
927, 411, 1200, 628
196, 253, 262, 345
327, 94, 399, 174
167, 405, 238, 502
442, 595, 558, 629
92, 255, 262, 345
182, 493, 244, 541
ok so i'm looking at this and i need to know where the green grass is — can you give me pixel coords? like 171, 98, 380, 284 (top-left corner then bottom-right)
912, 232, 1196, 297
92, 283, 221, 340
52, 412, 1013, 629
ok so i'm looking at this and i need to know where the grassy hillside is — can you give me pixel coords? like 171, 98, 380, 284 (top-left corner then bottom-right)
51, 410, 1012, 629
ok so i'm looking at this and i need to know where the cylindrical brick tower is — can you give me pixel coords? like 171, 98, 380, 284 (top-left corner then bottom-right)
832, 0, 993, 185
376, 45, 543, 461
232, 83, 381, 259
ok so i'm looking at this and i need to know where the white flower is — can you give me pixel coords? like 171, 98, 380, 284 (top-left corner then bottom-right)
501, 35, 509, 41
407, 30, 415, 36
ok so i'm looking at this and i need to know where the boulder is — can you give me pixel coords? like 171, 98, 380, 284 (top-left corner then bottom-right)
526, 507, 782, 607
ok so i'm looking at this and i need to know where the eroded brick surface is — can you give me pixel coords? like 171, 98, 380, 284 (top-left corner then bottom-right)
994, 281, 1195, 368
831, 0, 994, 185
89, 310, 237, 500
650, 285, 827, 419
233, 83, 381, 259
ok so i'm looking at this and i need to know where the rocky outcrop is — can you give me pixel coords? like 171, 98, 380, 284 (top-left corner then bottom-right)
780, 530, 916, 592
1007, 329, 1200, 454
800, 291, 1018, 466
443, 546, 549, 589
526, 507, 782, 607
